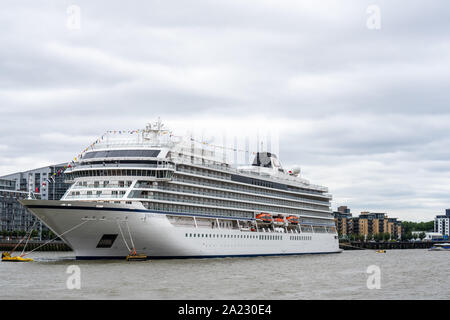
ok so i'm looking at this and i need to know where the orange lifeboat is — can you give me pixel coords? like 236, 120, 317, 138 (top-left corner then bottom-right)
273, 217, 285, 226
256, 213, 272, 223
286, 215, 299, 224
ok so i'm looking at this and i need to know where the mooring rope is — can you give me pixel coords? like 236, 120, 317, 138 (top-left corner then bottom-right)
20, 227, 35, 256
125, 221, 136, 254
117, 220, 132, 253
20, 220, 89, 257
9, 220, 38, 255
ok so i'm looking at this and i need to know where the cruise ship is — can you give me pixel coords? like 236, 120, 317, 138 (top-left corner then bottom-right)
21, 120, 341, 259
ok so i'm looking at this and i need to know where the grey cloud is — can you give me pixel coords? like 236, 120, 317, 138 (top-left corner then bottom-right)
1, 0, 449, 220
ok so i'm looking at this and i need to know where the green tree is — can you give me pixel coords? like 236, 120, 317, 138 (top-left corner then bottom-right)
41, 230, 57, 240
402, 221, 434, 234
419, 232, 426, 241
403, 232, 413, 241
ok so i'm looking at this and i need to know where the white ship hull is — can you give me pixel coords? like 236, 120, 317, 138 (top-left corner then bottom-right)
21, 200, 341, 259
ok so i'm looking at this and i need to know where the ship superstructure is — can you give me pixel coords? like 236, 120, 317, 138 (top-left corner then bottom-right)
21, 120, 340, 258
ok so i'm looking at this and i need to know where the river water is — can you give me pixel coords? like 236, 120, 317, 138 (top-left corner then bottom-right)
1, 249, 448, 299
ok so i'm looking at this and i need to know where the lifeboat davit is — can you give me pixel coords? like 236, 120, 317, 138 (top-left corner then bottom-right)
286, 215, 299, 224
256, 213, 272, 223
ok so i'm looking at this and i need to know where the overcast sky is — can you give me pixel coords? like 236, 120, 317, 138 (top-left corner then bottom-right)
1, 0, 449, 221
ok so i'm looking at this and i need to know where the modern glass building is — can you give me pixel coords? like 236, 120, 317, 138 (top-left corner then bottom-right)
0, 178, 37, 232
435, 209, 450, 238
0, 163, 71, 234
1, 163, 70, 200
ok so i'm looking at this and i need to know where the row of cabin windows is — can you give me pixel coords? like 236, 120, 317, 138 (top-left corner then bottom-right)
249, 178, 273, 188
176, 168, 324, 196
150, 192, 318, 216
90, 201, 132, 204
70, 190, 126, 197
77, 180, 133, 188
172, 175, 328, 206
155, 183, 328, 211
290, 235, 312, 240
69, 169, 171, 179
185, 233, 283, 240
177, 165, 230, 180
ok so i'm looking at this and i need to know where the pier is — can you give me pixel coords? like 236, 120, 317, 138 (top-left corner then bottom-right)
0, 240, 72, 252
339, 240, 435, 250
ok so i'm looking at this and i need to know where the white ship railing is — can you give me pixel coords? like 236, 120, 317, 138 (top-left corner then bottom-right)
72, 184, 129, 189
64, 194, 126, 199
65, 162, 175, 172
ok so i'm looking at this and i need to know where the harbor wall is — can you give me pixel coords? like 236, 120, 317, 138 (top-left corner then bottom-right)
0, 240, 72, 252
339, 240, 436, 250
1, 240, 442, 252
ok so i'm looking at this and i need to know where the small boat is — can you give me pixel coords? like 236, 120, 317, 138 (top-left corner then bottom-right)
256, 213, 272, 223
126, 254, 148, 261
429, 243, 450, 251
286, 215, 299, 224
1, 252, 33, 262
376, 250, 386, 253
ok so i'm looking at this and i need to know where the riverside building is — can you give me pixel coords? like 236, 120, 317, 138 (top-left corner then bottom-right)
0, 164, 71, 235
333, 206, 353, 237
333, 208, 402, 239
1, 163, 70, 200
434, 209, 450, 238
0, 178, 37, 232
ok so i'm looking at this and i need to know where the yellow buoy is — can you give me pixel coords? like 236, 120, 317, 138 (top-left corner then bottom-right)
375, 250, 386, 253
